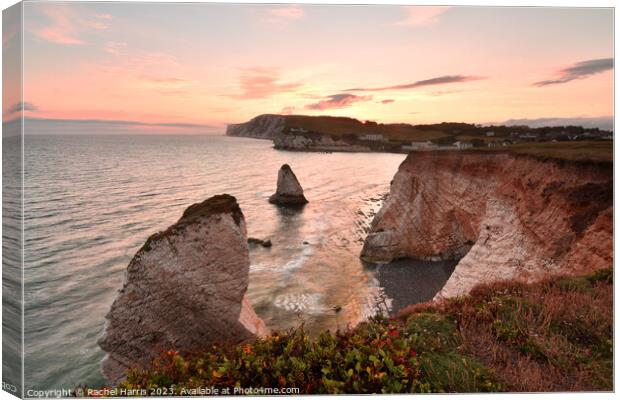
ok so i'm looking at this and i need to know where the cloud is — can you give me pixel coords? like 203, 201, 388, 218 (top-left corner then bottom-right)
104, 41, 128, 55
346, 75, 484, 92
380, 99, 395, 104
230, 68, 302, 99
99, 47, 180, 76
25, 117, 212, 129
8, 101, 37, 114
281, 106, 296, 115
263, 5, 305, 26
139, 76, 194, 95
426, 89, 463, 97
395, 6, 450, 27
3, 14, 19, 48
533, 58, 613, 87
305, 93, 373, 111
12, 117, 221, 135
29, 3, 111, 45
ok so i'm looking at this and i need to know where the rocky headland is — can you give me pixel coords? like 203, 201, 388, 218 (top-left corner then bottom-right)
226, 114, 612, 153
362, 151, 612, 300
226, 114, 390, 152
98, 194, 268, 384
226, 114, 286, 140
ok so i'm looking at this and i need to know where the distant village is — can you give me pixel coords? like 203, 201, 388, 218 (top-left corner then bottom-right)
287, 122, 613, 153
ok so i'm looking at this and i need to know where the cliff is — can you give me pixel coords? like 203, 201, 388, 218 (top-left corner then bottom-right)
226, 114, 286, 139
362, 152, 612, 300
98, 194, 268, 383
272, 131, 372, 152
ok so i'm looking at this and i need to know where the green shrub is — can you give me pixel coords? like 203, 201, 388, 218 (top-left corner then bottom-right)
119, 315, 500, 394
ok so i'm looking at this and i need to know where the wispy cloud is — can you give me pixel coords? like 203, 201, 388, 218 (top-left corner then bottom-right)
263, 5, 305, 27
99, 42, 180, 75
15, 117, 219, 135
533, 58, 613, 87
3, 15, 19, 48
24, 117, 213, 129
104, 41, 128, 55
281, 106, 296, 115
139, 75, 194, 95
305, 93, 372, 110
395, 6, 450, 27
380, 99, 395, 104
30, 3, 111, 45
230, 67, 302, 99
345, 75, 484, 92
8, 101, 38, 114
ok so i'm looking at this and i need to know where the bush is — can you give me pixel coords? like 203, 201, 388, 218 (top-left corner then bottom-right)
111, 268, 611, 394
119, 314, 500, 394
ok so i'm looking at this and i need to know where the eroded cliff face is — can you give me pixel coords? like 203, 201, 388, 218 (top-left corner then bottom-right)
273, 132, 371, 152
362, 152, 612, 300
226, 114, 285, 139
98, 195, 268, 384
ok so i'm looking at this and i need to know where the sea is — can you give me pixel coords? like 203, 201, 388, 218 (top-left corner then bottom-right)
3, 134, 456, 391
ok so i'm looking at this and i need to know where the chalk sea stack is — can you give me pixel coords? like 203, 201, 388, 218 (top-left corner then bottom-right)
98, 194, 268, 384
269, 164, 309, 205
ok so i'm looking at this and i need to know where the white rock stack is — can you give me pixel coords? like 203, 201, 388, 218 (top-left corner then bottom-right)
98, 194, 268, 384
268, 164, 309, 205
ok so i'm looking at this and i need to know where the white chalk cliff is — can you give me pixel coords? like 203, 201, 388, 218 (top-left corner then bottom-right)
226, 114, 285, 139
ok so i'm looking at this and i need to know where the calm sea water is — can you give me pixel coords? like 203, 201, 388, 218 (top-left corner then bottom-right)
16, 134, 455, 390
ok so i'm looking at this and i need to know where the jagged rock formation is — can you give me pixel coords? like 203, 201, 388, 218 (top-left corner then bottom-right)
226, 114, 285, 139
98, 194, 268, 384
362, 152, 612, 300
269, 164, 309, 205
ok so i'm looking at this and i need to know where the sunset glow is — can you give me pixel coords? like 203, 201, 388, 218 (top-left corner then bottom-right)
6, 2, 615, 133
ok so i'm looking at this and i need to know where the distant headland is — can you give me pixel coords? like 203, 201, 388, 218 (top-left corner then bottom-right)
226, 114, 612, 155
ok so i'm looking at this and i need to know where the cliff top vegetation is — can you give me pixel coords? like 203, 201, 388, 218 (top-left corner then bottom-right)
98, 268, 612, 394
279, 114, 611, 144
480, 141, 613, 163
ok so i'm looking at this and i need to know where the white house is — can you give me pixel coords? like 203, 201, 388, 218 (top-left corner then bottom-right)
359, 133, 384, 141
486, 131, 495, 137
290, 127, 308, 133
454, 141, 473, 150
402, 140, 436, 151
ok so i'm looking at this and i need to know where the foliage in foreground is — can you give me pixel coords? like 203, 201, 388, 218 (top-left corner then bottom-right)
112, 268, 612, 394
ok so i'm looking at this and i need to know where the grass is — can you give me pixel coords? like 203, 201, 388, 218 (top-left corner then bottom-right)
106, 268, 612, 394
283, 115, 453, 142
472, 140, 613, 163
399, 267, 613, 391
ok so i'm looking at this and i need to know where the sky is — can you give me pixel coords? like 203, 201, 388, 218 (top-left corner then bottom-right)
2, 2, 615, 134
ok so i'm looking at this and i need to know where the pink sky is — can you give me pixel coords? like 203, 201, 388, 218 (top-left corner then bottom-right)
4, 2, 614, 133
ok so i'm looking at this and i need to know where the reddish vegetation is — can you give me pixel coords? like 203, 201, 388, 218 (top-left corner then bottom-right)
97, 269, 612, 394
398, 268, 613, 391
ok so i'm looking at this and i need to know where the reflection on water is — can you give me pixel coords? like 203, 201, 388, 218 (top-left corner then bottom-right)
22, 134, 453, 390
366, 259, 458, 314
